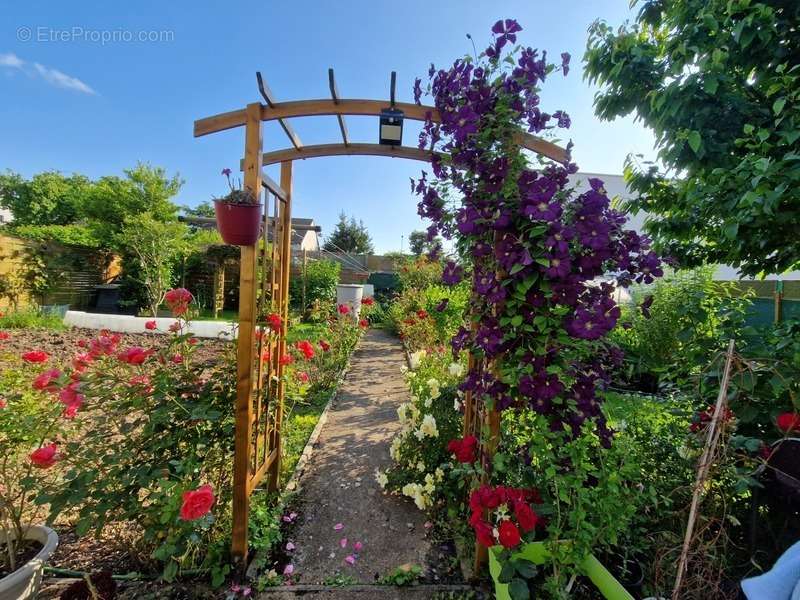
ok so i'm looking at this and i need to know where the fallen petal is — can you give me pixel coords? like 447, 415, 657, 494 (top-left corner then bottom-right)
345, 555, 356, 565
286, 542, 296, 551
283, 564, 294, 576
354, 541, 363, 552
333, 523, 344, 531
339, 538, 348, 548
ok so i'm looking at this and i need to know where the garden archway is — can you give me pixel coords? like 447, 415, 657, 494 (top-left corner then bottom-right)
193, 70, 567, 565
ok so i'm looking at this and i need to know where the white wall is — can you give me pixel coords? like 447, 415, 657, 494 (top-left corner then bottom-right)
0, 208, 12, 224
570, 172, 800, 281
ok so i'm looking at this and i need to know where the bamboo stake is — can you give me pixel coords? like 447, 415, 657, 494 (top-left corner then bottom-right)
672, 339, 736, 599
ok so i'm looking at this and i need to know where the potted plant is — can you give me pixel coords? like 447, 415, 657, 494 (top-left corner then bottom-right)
1, 360, 67, 599
213, 168, 262, 246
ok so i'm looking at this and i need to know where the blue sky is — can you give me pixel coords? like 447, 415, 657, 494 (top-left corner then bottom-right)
0, 1, 656, 253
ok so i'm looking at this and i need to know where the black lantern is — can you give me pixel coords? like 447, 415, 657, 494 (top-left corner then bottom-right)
379, 107, 404, 146
379, 71, 404, 146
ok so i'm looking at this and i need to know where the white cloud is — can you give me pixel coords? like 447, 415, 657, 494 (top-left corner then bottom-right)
0, 52, 24, 68
0, 52, 96, 95
33, 62, 95, 94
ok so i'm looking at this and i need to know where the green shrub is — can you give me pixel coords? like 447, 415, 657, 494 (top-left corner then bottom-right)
610, 267, 752, 388
289, 259, 340, 312
0, 308, 65, 330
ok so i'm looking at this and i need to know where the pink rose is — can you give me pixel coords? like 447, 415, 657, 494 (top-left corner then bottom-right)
179, 484, 215, 520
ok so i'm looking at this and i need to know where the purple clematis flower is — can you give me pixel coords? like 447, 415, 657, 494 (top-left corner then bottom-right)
561, 52, 571, 76
442, 261, 464, 286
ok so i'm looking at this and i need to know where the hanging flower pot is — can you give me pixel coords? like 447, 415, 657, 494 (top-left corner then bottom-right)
213, 168, 262, 246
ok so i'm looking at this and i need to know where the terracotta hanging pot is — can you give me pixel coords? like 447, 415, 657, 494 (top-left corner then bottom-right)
213, 200, 262, 246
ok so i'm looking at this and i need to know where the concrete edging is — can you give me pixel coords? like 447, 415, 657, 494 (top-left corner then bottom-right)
63, 311, 236, 339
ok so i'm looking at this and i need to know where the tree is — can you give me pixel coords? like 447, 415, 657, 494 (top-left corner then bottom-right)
85, 162, 183, 248
182, 201, 215, 218
584, 0, 800, 276
408, 230, 443, 256
322, 212, 374, 254
116, 212, 189, 317
0, 171, 91, 226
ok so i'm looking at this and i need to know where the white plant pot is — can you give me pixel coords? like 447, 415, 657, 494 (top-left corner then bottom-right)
0, 525, 59, 600
336, 284, 364, 319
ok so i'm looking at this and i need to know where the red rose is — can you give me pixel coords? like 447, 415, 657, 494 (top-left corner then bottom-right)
145, 320, 157, 330
416, 309, 428, 319
362, 296, 375, 306
297, 371, 310, 383
32, 369, 62, 392
338, 304, 350, 315
72, 353, 93, 372
448, 436, 478, 463
473, 520, 495, 548
0, 331, 10, 341
179, 484, 215, 520
165, 288, 193, 316
171, 353, 184, 364
261, 349, 271, 362
188, 338, 198, 346
118, 347, 153, 365
319, 340, 331, 352
0, 398, 6, 409
777, 412, 800, 433
498, 520, 521, 549
22, 350, 49, 363
359, 319, 368, 329
296, 340, 315, 360
266, 313, 282, 332
30, 443, 59, 469
514, 501, 539, 533
279, 354, 293, 366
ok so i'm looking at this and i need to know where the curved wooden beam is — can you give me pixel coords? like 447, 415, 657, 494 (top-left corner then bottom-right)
195, 98, 568, 163
258, 143, 437, 166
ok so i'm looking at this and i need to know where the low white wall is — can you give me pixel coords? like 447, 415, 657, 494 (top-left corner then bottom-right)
64, 311, 237, 340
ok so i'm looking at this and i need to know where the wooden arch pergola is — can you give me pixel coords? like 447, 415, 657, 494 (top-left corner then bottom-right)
194, 70, 567, 566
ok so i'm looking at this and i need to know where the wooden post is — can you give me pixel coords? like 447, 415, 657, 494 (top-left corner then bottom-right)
775, 280, 784, 324
268, 160, 293, 492
302, 248, 308, 314
213, 263, 225, 319
231, 102, 263, 563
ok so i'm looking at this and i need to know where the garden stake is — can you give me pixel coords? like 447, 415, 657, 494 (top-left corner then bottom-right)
672, 339, 736, 599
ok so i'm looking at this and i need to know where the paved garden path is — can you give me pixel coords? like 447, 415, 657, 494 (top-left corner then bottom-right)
284, 328, 431, 585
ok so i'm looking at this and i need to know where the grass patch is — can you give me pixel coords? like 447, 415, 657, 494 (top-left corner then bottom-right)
280, 387, 334, 483
0, 309, 66, 330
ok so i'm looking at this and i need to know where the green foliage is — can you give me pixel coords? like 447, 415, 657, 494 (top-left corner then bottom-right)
8, 224, 101, 248
378, 564, 423, 586
0, 171, 90, 226
183, 201, 216, 218
408, 230, 443, 256
289, 259, 341, 311
381, 350, 466, 513
322, 212, 374, 254
386, 282, 469, 351
396, 255, 444, 292
116, 213, 190, 316
0, 308, 66, 330
610, 267, 752, 388
0, 364, 76, 573
585, 0, 800, 276
322, 574, 358, 586
37, 325, 237, 582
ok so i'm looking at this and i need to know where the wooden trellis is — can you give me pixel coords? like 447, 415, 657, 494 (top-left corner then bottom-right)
193, 70, 567, 565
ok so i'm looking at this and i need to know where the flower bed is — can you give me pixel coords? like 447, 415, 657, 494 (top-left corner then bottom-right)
0, 291, 365, 593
